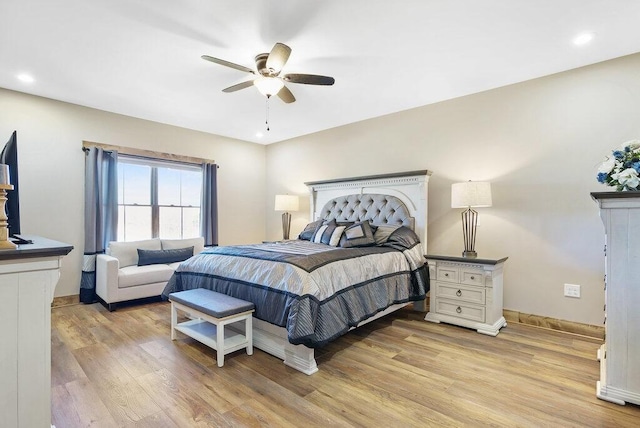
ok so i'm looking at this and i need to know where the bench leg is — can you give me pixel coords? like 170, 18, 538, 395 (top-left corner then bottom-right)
246, 315, 253, 356
170, 302, 177, 341
216, 322, 224, 367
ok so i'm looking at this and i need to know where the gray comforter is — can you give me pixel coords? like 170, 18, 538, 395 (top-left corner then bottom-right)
162, 227, 429, 348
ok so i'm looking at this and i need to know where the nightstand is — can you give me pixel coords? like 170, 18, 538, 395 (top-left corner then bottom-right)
424, 254, 508, 336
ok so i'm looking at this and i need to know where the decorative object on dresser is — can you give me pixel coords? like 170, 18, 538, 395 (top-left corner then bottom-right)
451, 181, 492, 258
425, 254, 507, 336
0, 163, 16, 249
596, 140, 640, 191
274, 194, 299, 240
591, 191, 640, 406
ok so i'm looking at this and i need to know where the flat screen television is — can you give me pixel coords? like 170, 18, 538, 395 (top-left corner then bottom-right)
1, 131, 21, 237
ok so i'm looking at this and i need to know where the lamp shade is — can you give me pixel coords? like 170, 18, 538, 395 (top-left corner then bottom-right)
274, 194, 299, 212
255, 77, 284, 97
451, 181, 492, 208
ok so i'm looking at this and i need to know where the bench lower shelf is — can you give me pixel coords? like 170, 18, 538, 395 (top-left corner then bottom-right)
174, 318, 250, 354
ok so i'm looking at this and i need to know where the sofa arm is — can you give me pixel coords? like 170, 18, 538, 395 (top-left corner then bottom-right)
96, 254, 120, 304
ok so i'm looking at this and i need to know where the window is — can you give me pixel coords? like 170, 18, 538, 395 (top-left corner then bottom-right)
117, 157, 202, 242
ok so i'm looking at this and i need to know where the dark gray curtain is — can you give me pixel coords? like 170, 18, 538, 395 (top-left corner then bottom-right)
81, 147, 118, 303
201, 163, 218, 246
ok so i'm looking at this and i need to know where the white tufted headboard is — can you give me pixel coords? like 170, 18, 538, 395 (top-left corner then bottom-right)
305, 170, 431, 248
318, 194, 415, 229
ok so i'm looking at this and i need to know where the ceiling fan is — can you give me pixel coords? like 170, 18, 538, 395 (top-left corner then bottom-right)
201, 42, 335, 104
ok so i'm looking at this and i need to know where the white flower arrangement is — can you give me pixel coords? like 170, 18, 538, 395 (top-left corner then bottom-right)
597, 140, 640, 191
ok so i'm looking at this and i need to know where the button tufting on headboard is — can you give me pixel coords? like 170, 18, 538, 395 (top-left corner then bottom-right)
319, 193, 414, 229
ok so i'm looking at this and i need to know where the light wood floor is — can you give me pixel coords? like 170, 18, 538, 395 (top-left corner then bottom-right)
51, 301, 640, 427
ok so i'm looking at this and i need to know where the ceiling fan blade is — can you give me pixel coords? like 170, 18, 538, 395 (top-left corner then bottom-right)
222, 80, 255, 93
277, 85, 296, 103
282, 73, 335, 85
202, 55, 255, 74
266, 43, 291, 74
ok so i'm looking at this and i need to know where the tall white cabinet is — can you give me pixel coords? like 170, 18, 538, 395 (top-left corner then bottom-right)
592, 192, 640, 406
0, 236, 72, 427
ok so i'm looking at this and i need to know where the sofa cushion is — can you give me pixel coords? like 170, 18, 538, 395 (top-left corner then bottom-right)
161, 237, 205, 255
108, 239, 161, 268
137, 247, 194, 266
118, 264, 175, 289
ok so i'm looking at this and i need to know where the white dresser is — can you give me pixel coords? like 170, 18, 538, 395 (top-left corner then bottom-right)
424, 255, 507, 336
0, 236, 72, 427
592, 192, 640, 406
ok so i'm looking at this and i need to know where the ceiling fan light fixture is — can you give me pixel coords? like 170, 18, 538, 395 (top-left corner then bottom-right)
255, 76, 284, 97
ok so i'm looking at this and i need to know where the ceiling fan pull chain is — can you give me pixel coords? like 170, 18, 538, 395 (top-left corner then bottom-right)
266, 96, 270, 131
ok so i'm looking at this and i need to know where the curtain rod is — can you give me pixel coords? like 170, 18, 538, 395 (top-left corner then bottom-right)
82, 141, 217, 166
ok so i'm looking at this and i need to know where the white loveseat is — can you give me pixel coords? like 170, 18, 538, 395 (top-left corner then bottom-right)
96, 237, 205, 311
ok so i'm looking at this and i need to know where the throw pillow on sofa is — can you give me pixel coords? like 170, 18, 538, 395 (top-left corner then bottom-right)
137, 247, 194, 266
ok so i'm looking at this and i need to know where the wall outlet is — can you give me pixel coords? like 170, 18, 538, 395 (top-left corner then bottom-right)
564, 283, 581, 298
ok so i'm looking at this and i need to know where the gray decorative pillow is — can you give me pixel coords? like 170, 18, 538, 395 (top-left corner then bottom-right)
373, 225, 401, 245
137, 246, 194, 266
298, 220, 323, 241
339, 221, 376, 248
311, 219, 346, 246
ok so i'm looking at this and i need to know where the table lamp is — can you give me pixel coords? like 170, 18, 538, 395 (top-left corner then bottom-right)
274, 194, 299, 240
451, 181, 492, 258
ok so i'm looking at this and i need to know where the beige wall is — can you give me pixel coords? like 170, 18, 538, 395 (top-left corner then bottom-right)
0, 88, 266, 297
266, 53, 640, 326
3, 52, 639, 325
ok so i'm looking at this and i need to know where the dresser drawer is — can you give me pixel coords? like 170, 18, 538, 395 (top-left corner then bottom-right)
435, 283, 485, 305
460, 268, 484, 287
436, 300, 485, 323
436, 266, 458, 283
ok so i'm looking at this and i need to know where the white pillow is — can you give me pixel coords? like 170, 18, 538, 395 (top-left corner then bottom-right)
312, 224, 346, 247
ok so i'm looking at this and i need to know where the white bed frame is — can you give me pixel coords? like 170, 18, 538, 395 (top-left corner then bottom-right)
236, 170, 431, 375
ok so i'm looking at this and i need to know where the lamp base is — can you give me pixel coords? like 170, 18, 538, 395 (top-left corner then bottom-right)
0, 185, 16, 250
462, 250, 477, 259
281, 212, 292, 240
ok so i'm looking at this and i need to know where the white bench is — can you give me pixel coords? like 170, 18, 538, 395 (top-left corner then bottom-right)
169, 288, 255, 367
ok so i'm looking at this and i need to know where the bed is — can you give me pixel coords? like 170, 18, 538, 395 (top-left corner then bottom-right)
163, 170, 432, 374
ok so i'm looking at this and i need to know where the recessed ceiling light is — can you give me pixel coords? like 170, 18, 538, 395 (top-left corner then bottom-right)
16, 73, 35, 83
256, 132, 264, 138
573, 33, 594, 46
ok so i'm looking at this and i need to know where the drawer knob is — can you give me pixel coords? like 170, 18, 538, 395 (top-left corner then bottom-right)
444, 273, 449, 277
470, 276, 475, 280
456, 289, 462, 297
456, 306, 462, 314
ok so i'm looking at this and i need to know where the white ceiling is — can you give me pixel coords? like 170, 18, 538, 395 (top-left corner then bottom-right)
2, 1, 640, 145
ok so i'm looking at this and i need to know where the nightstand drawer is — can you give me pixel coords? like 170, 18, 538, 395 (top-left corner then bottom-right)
435, 283, 485, 305
436, 300, 485, 323
460, 269, 484, 287
436, 266, 458, 283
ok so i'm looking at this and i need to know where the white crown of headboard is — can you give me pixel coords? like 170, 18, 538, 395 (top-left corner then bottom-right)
305, 170, 431, 249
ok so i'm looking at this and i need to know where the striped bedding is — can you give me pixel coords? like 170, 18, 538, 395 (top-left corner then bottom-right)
162, 227, 429, 348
